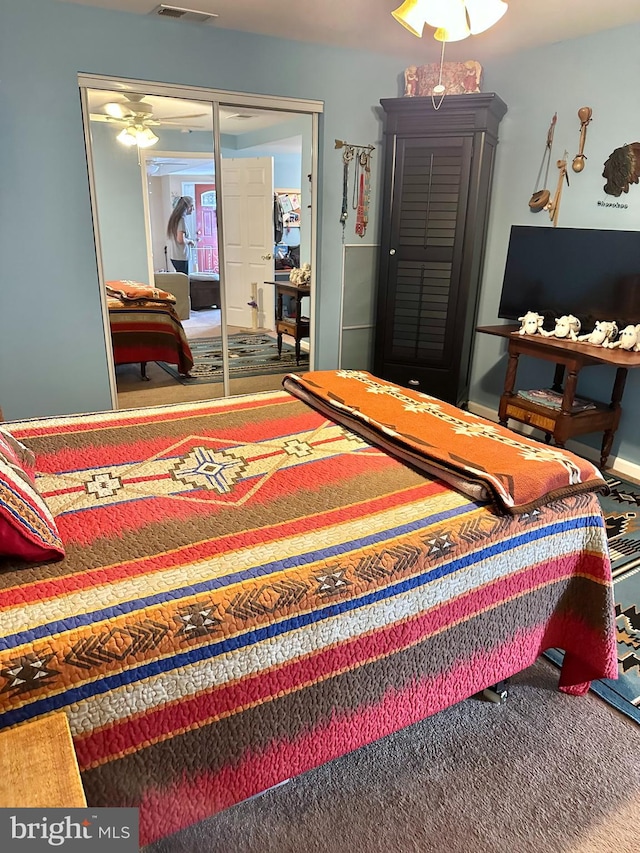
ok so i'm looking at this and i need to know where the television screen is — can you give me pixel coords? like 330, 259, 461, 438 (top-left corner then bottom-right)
498, 226, 640, 331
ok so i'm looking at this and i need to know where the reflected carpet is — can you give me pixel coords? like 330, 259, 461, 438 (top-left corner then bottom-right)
158, 333, 308, 385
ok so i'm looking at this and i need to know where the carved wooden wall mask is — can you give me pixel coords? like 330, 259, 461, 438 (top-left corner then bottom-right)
602, 142, 640, 197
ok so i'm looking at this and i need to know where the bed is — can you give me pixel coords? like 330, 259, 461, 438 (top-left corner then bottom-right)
107, 281, 194, 379
0, 370, 617, 846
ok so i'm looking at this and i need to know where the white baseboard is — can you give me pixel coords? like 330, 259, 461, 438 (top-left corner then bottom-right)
468, 401, 640, 482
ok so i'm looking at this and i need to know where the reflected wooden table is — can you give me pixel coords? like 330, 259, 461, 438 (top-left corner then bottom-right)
266, 281, 310, 365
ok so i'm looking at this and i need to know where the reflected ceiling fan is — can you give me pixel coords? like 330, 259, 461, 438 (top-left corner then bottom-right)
91, 94, 209, 146
146, 159, 191, 175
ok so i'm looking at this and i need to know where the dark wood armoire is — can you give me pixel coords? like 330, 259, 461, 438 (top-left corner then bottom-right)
373, 93, 507, 406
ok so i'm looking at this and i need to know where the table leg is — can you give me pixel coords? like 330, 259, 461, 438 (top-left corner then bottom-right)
554, 363, 579, 449
600, 367, 627, 469
499, 349, 520, 427
295, 337, 301, 365
552, 363, 565, 393
277, 332, 283, 358
560, 365, 578, 414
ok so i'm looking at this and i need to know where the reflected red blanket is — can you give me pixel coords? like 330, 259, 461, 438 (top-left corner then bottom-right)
108, 297, 193, 375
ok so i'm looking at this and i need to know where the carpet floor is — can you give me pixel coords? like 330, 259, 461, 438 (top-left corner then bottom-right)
143, 658, 640, 853
158, 333, 309, 385
547, 473, 640, 724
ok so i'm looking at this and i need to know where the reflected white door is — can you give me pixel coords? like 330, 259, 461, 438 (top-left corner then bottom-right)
222, 157, 274, 330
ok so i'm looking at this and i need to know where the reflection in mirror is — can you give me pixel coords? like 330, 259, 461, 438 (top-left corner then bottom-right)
84, 85, 314, 410
217, 106, 312, 395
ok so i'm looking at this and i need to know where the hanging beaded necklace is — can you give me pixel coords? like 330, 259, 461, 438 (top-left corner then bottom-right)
340, 144, 355, 238
355, 150, 371, 238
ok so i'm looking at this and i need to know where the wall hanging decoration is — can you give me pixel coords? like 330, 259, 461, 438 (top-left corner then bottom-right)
546, 151, 570, 227
602, 142, 640, 196
335, 139, 374, 239
572, 106, 592, 172
529, 113, 557, 211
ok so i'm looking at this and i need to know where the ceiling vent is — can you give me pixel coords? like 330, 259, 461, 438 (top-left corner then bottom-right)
151, 4, 218, 24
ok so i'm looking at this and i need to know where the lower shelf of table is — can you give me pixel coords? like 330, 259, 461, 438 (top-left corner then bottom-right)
501, 395, 618, 441
276, 319, 310, 340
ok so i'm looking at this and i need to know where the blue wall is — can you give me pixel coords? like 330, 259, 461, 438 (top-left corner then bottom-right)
92, 122, 149, 284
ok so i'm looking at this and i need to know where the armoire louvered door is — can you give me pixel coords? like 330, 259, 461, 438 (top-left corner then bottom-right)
374, 94, 507, 406
388, 135, 472, 371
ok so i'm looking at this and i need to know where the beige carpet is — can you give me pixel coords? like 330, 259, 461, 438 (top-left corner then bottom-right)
115, 360, 289, 409
144, 659, 639, 853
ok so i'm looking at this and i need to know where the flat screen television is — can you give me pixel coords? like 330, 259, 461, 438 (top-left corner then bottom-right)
498, 226, 640, 331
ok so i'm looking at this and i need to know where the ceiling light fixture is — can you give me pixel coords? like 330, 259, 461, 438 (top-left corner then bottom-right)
391, 0, 507, 110
392, 0, 507, 42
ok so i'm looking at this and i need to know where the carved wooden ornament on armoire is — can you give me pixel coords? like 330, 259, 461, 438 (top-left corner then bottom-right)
374, 93, 507, 406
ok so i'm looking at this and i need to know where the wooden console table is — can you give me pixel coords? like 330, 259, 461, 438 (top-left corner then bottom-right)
477, 324, 640, 469
267, 281, 310, 365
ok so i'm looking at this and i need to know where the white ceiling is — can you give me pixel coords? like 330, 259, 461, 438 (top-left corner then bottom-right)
55, 0, 640, 62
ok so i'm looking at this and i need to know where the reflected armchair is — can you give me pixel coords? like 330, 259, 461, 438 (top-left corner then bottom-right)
154, 272, 190, 321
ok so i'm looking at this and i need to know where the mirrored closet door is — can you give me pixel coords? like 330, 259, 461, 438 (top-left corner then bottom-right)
80, 75, 320, 411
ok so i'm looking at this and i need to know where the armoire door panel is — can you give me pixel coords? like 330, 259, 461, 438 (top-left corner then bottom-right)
387, 259, 454, 366
383, 134, 472, 372
374, 94, 507, 406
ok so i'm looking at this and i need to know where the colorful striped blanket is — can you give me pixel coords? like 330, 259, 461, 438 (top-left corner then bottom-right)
0, 391, 617, 845
283, 370, 607, 513
108, 296, 193, 374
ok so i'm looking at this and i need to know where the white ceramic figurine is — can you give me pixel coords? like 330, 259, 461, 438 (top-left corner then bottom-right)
605, 323, 640, 351
542, 314, 581, 341
577, 320, 618, 346
517, 311, 545, 335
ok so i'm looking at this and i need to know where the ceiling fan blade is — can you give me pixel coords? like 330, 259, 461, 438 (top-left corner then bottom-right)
160, 113, 209, 121
103, 102, 133, 119
90, 113, 124, 123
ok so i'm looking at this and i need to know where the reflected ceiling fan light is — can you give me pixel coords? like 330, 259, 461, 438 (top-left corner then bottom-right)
465, 0, 508, 34
116, 124, 159, 148
116, 126, 138, 146
136, 126, 159, 148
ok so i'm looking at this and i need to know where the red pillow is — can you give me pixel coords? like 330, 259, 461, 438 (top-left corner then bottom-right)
0, 426, 65, 563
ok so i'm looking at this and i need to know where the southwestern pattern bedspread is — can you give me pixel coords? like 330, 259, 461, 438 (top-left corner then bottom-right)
108, 295, 193, 375
0, 391, 617, 845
